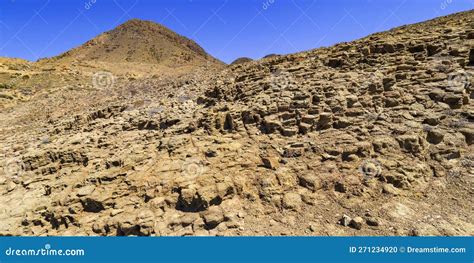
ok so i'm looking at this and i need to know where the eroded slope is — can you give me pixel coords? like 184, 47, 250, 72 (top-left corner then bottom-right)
0, 11, 473, 236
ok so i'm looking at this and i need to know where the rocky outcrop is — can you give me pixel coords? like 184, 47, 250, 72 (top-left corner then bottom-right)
0, 10, 473, 236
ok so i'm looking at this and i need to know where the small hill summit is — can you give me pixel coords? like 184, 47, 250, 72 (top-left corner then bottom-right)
43, 19, 222, 69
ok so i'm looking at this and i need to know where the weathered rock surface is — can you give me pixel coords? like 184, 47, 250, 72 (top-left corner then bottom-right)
0, 11, 473, 236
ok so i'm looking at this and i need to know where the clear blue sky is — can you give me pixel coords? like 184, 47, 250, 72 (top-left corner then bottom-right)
0, 0, 472, 64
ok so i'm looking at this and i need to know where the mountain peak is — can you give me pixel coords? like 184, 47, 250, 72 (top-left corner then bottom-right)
45, 18, 221, 68
120, 18, 150, 26
115, 18, 168, 33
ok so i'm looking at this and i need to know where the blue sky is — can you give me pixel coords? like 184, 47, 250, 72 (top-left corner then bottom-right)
0, 0, 472, 64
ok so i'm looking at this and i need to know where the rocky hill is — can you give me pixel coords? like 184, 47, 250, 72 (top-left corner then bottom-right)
0, 11, 472, 236
43, 19, 221, 67
0, 19, 224, 109
230, 57, 254, 65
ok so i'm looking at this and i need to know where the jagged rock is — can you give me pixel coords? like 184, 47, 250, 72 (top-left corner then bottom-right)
283, 146, 304, 158
327, 58, 344, 68
334, 181, 347, 193
223, 113, 235, 131
382, 183, 400, 196
81, 198, 105, 213
427, 44, 442, 56
205, 149, 218, 157
297, 174, 321, 191
459, 128, 473, 145
317, 113, 332, 130
426, 129, 445, 144
349, 217, 364, 230
444, 94, 464, 109
397, 135, 424, 154
262, 116, 282, 133
282, 193, 302, 210
261, 156, 280, 170
202, 206, 225, 229
282, 127, 298, 137
176, 184, 229, 213
76, 185, 96, 197
6, 181, 16, 192
339, 215, 351, 227
366, 217, 380, 227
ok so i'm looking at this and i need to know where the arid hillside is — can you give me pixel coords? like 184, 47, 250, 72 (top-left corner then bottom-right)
40, 19, 223, 70
0, 19, 224, 109
0, 11, 472, 236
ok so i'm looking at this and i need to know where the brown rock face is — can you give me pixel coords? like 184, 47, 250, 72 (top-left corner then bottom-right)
45, 19, 222, 66
0, 11, 473, 236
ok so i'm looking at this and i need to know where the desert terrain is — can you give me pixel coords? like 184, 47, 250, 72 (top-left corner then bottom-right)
0, 11, 473, 236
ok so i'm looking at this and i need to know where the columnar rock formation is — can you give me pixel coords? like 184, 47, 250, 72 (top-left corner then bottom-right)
0, 11, 473, 236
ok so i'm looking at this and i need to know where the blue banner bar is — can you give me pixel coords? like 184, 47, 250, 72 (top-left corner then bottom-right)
0, 237, 472, 263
